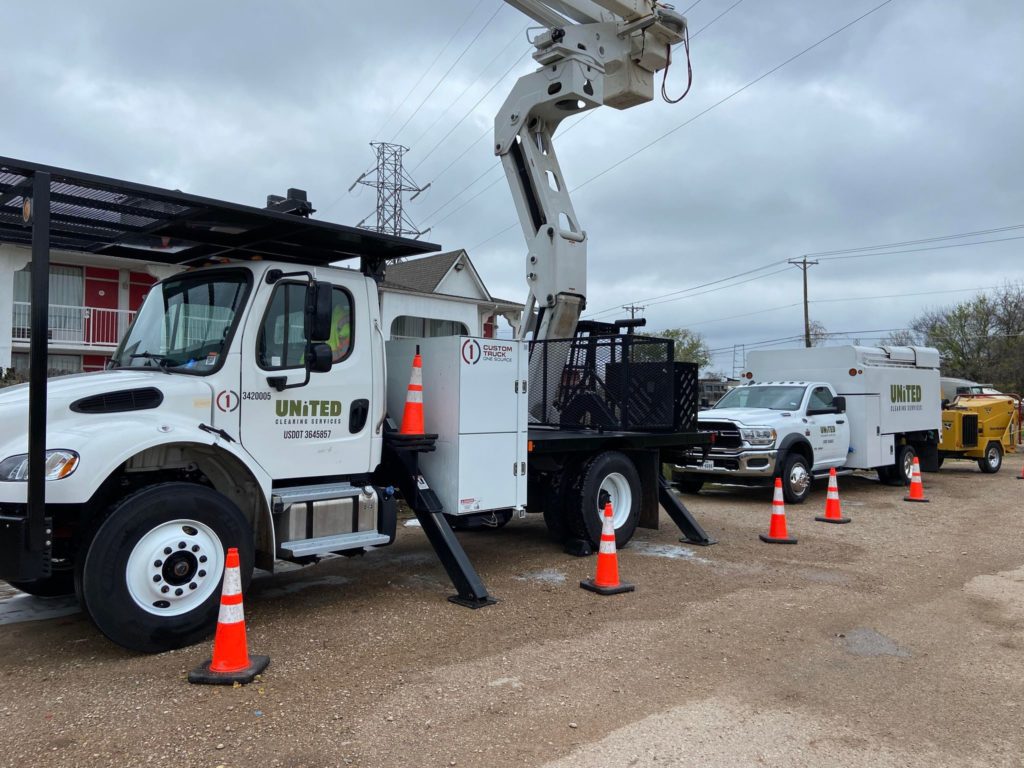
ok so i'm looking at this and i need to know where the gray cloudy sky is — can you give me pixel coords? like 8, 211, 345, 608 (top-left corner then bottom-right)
4, 0, 1023, 372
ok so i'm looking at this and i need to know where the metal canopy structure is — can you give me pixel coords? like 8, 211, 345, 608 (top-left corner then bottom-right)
0, 156, 440, 582
0, 156, 440, 267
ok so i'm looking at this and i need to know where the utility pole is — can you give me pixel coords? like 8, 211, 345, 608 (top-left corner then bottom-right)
349, 142, 430, 247
788, 256, 819, 348
622, 303, 646, 319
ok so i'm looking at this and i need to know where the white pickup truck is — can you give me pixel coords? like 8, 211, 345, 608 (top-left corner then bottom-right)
675, 346, 942, 503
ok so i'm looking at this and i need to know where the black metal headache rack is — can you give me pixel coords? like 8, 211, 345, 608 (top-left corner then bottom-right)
528, 333, 699, 433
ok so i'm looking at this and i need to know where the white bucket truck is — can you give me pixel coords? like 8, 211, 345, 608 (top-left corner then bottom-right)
1, 1, 714, 652
674, 346, 942, 503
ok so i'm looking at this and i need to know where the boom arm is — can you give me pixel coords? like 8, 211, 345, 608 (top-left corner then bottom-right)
497, 0, 687, 340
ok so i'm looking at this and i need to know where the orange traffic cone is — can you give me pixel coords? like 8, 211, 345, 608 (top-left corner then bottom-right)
1017, 462, 1023, 481
189, 548, 269, 685
580, 502, 635, 595
399, 346, 425, 435
760, 478, 798, 543
904, 457, 929, 503
815, 467, 851, 524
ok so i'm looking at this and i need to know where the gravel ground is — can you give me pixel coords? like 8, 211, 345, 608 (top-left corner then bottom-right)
1, 454, 1022, 767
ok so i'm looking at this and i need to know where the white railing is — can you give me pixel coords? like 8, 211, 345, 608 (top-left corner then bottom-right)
12, 302, 136, 349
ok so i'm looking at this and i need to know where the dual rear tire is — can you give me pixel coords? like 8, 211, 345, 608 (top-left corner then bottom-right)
543, 451, 642, 549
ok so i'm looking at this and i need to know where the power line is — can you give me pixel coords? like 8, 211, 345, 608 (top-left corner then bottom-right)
805, 224, 1024, 259
407, 27, 529, 163
391, 2, 507, 143
425, 0, 746, 226
686, 284, 1002, 331
465, 0, 897, 252
371, 0, 490, 140
595, 226, 1024, 319
815, 234, 1024, 261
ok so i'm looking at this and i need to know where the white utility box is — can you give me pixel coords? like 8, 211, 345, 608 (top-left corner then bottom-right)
386, 336, 529, 516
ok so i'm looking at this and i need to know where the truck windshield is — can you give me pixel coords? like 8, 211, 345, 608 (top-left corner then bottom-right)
714, 385, 806, 411
112, 271, 251, 375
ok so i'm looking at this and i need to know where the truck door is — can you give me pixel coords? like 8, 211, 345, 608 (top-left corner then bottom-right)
237, 272, 374, 479
805, 386, 849, 467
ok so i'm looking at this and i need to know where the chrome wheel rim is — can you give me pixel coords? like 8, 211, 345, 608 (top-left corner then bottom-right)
789, 463, 811, 496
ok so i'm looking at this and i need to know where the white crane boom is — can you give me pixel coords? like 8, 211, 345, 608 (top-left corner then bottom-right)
497, 0, 688, 341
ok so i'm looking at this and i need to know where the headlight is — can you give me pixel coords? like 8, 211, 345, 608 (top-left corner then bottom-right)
0, 450, 80, 481
740, 427, 776, 446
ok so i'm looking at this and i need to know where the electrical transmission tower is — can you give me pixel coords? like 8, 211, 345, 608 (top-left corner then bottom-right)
731, 344, 746, 378
349, 142, 430, 242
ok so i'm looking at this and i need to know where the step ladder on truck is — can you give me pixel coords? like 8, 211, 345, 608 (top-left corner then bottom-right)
0, 0, 714, 652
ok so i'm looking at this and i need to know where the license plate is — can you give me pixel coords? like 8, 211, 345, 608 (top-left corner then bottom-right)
702, 460, 715, 471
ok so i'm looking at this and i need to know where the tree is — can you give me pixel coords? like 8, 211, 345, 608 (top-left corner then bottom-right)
881, 329, 920, 346
653, 328, 711, 368
808, 320, 830, 347
907, 282, 1024, 393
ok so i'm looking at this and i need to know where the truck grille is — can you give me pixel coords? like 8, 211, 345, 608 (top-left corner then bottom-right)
700, 421, 742, 449
961, 413, 979, 447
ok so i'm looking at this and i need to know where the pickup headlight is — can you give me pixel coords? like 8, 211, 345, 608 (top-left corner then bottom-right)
740, 427, 777, 446
0, 450, 80, 482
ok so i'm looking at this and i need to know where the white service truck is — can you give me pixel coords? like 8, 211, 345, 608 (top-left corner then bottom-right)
674, 346, 942, 503
0, 0, 713, 652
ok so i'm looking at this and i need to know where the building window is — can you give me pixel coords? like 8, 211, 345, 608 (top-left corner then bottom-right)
13, 264, 85, 341
390, 316, 468, 340
11, 352, 82, 377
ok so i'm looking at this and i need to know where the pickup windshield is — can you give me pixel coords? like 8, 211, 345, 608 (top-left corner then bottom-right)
112, 271, 251, 375
714, 385, 806, 411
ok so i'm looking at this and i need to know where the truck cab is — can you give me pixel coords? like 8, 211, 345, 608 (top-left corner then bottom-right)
675, 381, 850, 503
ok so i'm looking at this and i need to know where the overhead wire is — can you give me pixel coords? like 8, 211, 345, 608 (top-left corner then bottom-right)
591, 226, 1024, 320
390, 1, 507, 143
421, 0, 746, 229
406, 26, 530, 161
371, 0, 490, 140
463, 0, 896, 254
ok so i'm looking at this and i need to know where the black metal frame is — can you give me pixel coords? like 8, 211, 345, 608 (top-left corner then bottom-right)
0, 157, 442, 583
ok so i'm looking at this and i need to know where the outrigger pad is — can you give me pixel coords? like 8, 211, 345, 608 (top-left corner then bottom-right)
188, 655, 270, 686
447, 594, 498, 609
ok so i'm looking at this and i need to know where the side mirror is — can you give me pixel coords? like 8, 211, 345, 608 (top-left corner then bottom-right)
306, 281, 333, 342
307, 342, 334, 374
833, 396, 846, 413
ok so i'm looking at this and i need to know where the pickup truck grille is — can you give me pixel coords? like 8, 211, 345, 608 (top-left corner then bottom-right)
700, 421, 742, 449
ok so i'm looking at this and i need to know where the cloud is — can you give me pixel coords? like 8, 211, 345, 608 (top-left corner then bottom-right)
3, 0, 1022, 370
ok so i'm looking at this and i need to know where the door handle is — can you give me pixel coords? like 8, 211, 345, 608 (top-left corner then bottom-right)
836, 420, 846, 424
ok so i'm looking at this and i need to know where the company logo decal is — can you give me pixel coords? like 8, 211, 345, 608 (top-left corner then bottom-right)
461, 338, 481, 365
274, 399, 344, 426
215, 390, 239, 413
890, 384, 924, 412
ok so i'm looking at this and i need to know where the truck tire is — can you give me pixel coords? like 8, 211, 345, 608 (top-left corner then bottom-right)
77, 482, 254, 654
7, 568, 75, 598
671, 469, 703, 494
676, 479, 704, 495
568, 451, 641, 548
779, 453, 812, 505
978, 442, 1003, 474
895, 444, 917, 485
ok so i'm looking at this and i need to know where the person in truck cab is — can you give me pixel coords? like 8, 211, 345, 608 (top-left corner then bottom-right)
328, 302, 351, 362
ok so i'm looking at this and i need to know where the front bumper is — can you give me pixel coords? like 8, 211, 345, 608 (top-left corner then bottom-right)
0, 504, 51, 581
674, 446, 779, 479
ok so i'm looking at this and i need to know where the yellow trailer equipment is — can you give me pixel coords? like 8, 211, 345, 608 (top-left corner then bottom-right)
939, 394, 1020, 473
